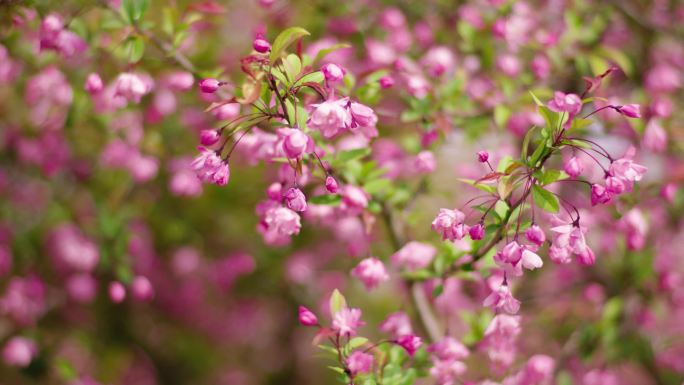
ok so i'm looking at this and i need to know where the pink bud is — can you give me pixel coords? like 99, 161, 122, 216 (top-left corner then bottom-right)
525, 224, 546, 245
617, 104, 641, 119
321, 63, 345, 84
253, 37, 271, 53
131, 276, 154, 302
84, 73, 103, 93
605, 176, 626, 194
109, 281, 126, 303
661, 183, 677, 202
2, 337, 37, 367
267, 182, 283, 200
284, 187, 307, 212
396, 334, 422, 357
469, 223, 485, 240
564, 156, 583, 178
200, 129, 221, 146
477, 150, 489, 163
591, 184, 612, 206
379, 75, 395, 88
325, 176, 338, 193
298, 305, 319, 326
199, 78, 221, 93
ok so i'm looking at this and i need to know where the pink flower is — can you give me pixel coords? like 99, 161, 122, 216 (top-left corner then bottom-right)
525, 224, 545, 246
252, 36, 271, 53
591, 183, 612, 206
391, 241, 436, 271
605, 176, 626, 194
192, 147, 230, 186
643, 119, 667, 153
469, 223, 485, 240
332, 307, 365, 336
396, 334, 422, 356
577, 247, 596, 266
379, 75, 395, 88
0, 275, 46, 326
284, 187, 307, 212
608, 148, 647, 187
351, 257, 389, 290
308, 98, 351, 138
84, 73, 103, 94
48, 224, 100, 272
550, 224, 587, 255
114, 72, 152, 103
564, 156, 583, 178
169, 157, 203, 197
616, 104, 641, 118
500, 241, 523, 264
430, 359, 467, 385
421, 46, 456, 76
477, 150, 489, 163
264, 206, 302, 236
325, 176, 338, 193
199, 78, 221, 93
483, 284, 521, 314
483, 314, 521, 368
549, 245, 572, 264
431, 209, 469, 241
428, 336, 469, 361
414, 151, 436, 173
2, 337, 37, 367
108, 281, 126, 303
547, 91, 582, 117
517, 355, 555, 385
346, 351, 374, 375
321, 63, 345, 84
349, 102, 378, 130
278, 128, 311, 159
341, 185, 369, 211
66, 274, 97, 304
521, 248, 543, 270
379, 311, 413, 337
298, 305, 319, 326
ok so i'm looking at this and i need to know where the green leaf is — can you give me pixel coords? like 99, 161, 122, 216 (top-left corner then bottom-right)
348, 337, 368, 349
125, 37, 145, 63
363, 178, 392, 196
308, 194, 341, 206
313, 43, 352, 65
521, 126, 537, 162
529, 90, 544, 106
458, 178, 497, 194
283, 54, 302, 81
494, 105, 510, 127
270, 27, 310, 62
327, 366, 345, 374
329, 289, 347, 316
532, 184, 559, 213
122, 0, 150, 23
494, 200, 510, 220
294, 71, 324, 86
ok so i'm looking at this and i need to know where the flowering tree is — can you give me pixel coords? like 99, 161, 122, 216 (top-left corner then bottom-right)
0, 0, 683, 384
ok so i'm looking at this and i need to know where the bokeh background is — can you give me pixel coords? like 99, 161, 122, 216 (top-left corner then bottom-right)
0, 0, 683, 384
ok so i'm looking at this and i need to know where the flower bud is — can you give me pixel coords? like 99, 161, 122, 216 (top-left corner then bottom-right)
525, 224, 546, 245
298, 305, 319, 326
131, 275, 154, 302
199, 78, 221, 93
477, 150, 489, 163
253, 37, 271, 53
469, 223, 485, 240
200, 129, 221, 146
564, 156, 583, 178
321, 63, 345, 84
379, 75, 395, 89
616, 104, 641, 119
396, 334, 422, 357
325, 176, 338, 193
284, 187, 307, 212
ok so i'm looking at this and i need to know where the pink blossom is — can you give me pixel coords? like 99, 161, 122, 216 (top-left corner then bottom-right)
428, 336, 469, 361
349, 102, 378, 131
396, 334, 422, 356
564, 156, 583, 178
550, 224, 587, 255
421, 46, 456, 76
39, 14, 87, 58
483, 314, 521, 368
391, 241, 436, 271
547, 91, 582, 117
332, 307, 364, 336
346, 351, 374, 375
414, 151, 437, 173
483, 284, 521, 314
212, 103, 241, 120
430, 359, 467, 385
66, 274, 97, 304
48, 224, 100, 272
109, 281, 126, 303
521, 248, 543, 270
379, 311, 413, 337
169, 157, 203, 197
2, 337, 37, 367
591, 183, 612, 206
379, 75, 395, 88
516, 355, 555, 385
608, 148, 647, 187
351, 257, 389, 290
643, 119, 667, 153
431, 208, 469, 241
496, 53, 522, 77
308, 98, 351, 138
278, 128, 311, 158
263, 206, 302, 236
131, 275, 154, 301
114, 72, 152, 103
605, 176, 626, 194
477, 150, 489, 163
298, 305, 319, 326
192, 147, 230, 186
164, 71, 194, 91
341, 185, 369, 211
500, 241, 523, 264
85, 73, 103, 93
0, 275, 46, 325
531, 54, 551, 80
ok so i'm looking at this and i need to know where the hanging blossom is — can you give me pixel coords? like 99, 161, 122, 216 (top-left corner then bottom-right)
351, 257, 390, 290
192, 147, 230, 186
431, 209, 469, 241
331, 307, 365, 337
427, 336, 470, 385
